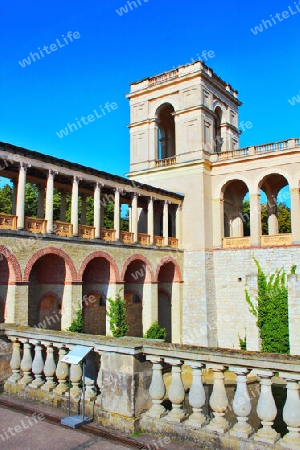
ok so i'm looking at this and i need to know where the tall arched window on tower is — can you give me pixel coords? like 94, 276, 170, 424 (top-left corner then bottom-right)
214, 107, 222, 153
157, 103, 175, 160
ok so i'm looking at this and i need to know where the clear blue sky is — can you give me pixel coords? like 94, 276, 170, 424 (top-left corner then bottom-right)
0, 0, 299, 178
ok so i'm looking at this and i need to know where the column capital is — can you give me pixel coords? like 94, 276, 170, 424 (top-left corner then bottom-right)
147, 196, 156, 203
132, 192, 140, 199
163, 199, 171, 205
177, 203, 183, 211
94, 182, 104, 190
73, 176, 82, 184
47, 169, 58, 179
20, 162, 31, 171
114, 187, 123, 194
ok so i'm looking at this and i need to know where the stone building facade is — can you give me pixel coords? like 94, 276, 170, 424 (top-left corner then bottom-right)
0, 60, 300, 353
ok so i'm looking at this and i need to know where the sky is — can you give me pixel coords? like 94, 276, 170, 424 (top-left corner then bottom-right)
0, 0, 300, 179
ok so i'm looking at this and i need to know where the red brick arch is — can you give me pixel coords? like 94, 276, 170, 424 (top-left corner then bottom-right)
0, 245, 22, 283
78, 251, 119, 283
23, 247, 77, 283
121, 254, 154, 283
156, 256, 182, 283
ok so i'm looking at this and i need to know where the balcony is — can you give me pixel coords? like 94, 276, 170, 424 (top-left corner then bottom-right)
155, 156, 176, 168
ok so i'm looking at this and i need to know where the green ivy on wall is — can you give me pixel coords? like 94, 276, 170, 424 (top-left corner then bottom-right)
245, 259, 296, 354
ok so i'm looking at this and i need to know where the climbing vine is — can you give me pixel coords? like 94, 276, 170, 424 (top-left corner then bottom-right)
106, 291, 129, 338
245, 259, 296, 354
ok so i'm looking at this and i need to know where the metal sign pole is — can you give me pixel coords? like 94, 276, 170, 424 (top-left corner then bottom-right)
82, 359, 85, 421
68, 364, 71, 417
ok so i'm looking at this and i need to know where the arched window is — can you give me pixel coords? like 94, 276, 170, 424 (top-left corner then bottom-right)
214, 107, 222, 153
157, 104, 175, 159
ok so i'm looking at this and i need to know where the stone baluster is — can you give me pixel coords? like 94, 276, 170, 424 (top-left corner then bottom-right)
146, 356, 166, 418
54, 345, 69, 395
29, 341, 45, 388
254, 371, 280, 444
187, 361, 207, 428
229, 367, 253, 438
84, 352, 97, 401
7, 338, 21, 383
164, 358, 186, 422
206, 365, 229, 434
70, 363, 82, 399
41, 343, 57, 392
19, 339, 33, 385
279, 373, 300, 449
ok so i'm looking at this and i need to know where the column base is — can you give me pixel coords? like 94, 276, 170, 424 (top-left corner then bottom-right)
254, 424, 280, 445
205, 416, 229, 435
163, 408, 187, 423
145, 404, 167, 419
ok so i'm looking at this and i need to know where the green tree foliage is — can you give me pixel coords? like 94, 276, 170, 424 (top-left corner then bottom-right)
0, 183, 13, 213
67, 304, 84, 333
242, 200, 291, 235
245, 259, 294, 354
106, 291, 129, 338
143, 321, 167, 340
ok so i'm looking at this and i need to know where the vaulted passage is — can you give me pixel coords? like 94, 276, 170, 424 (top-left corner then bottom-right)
28, 254, 65, 330
124, 260, 145, 337
81, 257, 109, 335
157, 262, 175, 342
0, 257, 8, 323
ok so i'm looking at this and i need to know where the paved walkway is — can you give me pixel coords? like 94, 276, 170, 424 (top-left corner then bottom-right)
0, 395, 201, 450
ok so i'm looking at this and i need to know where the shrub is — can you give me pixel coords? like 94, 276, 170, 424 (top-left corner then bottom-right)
106, 291, 129, 338
68, 304, 84, 333
143, 321, 167, 340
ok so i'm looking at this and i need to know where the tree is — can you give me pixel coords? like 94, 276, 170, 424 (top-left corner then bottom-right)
67, 304, 84, 333
106, 291, 129, 337
0, 184, 13, 214
242, 200, 291, 235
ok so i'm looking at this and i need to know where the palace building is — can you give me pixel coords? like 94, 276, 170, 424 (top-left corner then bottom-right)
1, 60, 300, 353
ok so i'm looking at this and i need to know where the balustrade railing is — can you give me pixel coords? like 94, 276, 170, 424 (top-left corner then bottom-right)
54, 221, 73, 237
138, 233, 150, 245
154, 235, 165, 247
101, 228, 116, 242
3, 326, 299, 448
0, 213, 17, 230
261, 234, 292, 247
168, 237, 179, 248
78, 224, 95, 239
25, 217, 47, 234
155, 156, 176, 167
121, 231, 134, 244
223, 237, 251, 249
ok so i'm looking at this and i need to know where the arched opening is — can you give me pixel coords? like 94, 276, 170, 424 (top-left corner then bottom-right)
222, 180, 250, 237
82, 257, 110, 335
259, 174, 291, 235
157, 103, 176, 160
214, 107, 223, 153
124, 259, 145, 337
157, 261, 176, 342
0, 257, 9, 324
28, 254, 66, 330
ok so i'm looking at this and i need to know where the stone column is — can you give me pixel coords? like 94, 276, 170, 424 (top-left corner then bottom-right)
132, 193, 139, 242
172, 282, 182, 344
268, 199, 278, 235
60, 189, 67, 222
114, 188, 121, 241
45, 170, 56, 233
11, 179, 17, 215
254, 371, 280, 444
250, 193, 261, 247
37, 184, 45, 218
229, 367, 252, 438
71, 176, 81, 236
279, 373, 300, 449
187, 362, 206, 428
81, 194, 87, 225
212, 199, 223, 248
206, 365, 229, 434
163, 200, 169, 246
142, 282, 158, 335
147, 196, 154, 245
290, 188, 300, 244
145, 356, 166, 418
16, 162, 30, 229
175, 203, 182, 246
94, 182, 103, 239
164, 358, 186, 422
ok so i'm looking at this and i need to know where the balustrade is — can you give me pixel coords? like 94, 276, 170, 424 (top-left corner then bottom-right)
3, 327, 300, 449
121, 231, 134, 244
0, 213, 17, 230
154, 235, 164, 247
138, 233, 150, 245
101, 228, 116, 242
168, 237, 178, 248
54, 221, 73, 237
261, 234, 292, 247
25, 217, 47, 234
78, 224, 95, 239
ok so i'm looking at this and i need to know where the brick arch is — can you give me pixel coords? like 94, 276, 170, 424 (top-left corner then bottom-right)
0, 245, 22, 283
78, 251, 119, 283
121, 254, 154, 283
156, 257, 182, 283
23, 247, 76, 283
